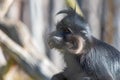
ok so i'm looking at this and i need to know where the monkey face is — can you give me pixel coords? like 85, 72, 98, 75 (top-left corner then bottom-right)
48, 22, 85, 54
48, 10, 92, 54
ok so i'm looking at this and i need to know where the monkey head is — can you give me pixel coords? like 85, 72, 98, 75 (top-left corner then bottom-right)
48, 9, 92, 54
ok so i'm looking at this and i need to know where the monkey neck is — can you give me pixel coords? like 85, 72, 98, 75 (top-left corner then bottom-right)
63, 53, 83, 72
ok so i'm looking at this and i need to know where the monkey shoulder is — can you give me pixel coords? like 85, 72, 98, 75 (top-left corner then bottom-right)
83, 38, 120, 79
88, 38, 120, 68
92, 38, 120, 58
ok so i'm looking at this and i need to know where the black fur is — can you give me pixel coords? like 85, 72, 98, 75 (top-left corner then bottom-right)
48, 9, 120, 80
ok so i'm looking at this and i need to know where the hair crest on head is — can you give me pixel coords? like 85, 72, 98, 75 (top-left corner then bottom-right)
57, 8, 76, 16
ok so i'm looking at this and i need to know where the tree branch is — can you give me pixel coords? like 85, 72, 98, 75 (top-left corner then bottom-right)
0, 0, 14, 18
0, 19, 61, 79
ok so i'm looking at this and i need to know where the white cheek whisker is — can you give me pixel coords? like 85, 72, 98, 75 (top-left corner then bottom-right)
74, 37, 84, 54
67, 36, 85, 54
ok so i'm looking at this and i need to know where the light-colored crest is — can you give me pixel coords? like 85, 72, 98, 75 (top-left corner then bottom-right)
66, 0, 84, 17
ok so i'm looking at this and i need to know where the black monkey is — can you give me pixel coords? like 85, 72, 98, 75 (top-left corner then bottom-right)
48, 9, 120, 80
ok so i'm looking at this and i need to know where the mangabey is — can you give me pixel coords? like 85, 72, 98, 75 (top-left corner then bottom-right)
48, 9, 120, 80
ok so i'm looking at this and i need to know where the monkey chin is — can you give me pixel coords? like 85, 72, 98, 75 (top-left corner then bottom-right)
66, 36, 85, 55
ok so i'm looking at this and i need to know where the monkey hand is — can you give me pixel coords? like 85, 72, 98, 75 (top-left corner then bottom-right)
51, 73, 67, 80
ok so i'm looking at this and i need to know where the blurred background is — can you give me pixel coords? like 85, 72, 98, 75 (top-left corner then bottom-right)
0, 0, 120, 80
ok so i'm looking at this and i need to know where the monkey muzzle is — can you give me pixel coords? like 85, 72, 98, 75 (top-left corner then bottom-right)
48, 34, 64, 49
48, 32, 85, 54
65, 35, 85, 54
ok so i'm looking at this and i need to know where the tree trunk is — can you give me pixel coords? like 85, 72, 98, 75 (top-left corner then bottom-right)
113, 0, 120, 51
81, 0, 103, 39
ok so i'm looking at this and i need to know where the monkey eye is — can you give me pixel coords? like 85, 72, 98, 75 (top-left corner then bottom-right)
80, 30, 87, 34
68, 28, 73, 33
63, 27, 73, 34
57, 24, 73, 34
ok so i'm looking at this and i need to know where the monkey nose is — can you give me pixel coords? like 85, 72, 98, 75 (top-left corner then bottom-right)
48, 36, 63, 49
53, 36, 63, 41
52, 36, 63, 45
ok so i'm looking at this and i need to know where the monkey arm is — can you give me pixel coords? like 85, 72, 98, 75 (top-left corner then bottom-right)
51, 72, 92, 80
51, 72, 67, 80
51, 69, 93, 80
